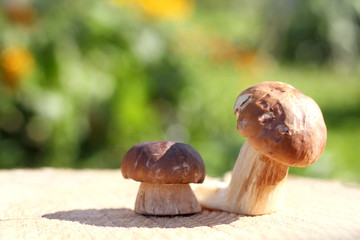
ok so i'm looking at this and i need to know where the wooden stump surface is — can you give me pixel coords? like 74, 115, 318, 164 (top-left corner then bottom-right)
1, 168, 360, 240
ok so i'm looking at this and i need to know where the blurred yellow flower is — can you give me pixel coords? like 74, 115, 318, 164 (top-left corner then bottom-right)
138, 0, 193, 20
0, 47, 34, 88
111, 0, 193, 20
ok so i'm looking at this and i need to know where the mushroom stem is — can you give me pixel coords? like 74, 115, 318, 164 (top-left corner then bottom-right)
195, 140, 288, 215
135, 182, 201, 215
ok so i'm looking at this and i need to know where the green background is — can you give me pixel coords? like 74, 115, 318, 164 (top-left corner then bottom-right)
1, 0, 360, 183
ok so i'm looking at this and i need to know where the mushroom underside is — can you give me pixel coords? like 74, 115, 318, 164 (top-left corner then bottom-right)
194, 141, 289, 215
135, 182, 201, 215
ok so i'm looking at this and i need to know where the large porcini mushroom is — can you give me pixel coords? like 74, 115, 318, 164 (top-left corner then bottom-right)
195, 81, 327, 215
121, 141, 205, 215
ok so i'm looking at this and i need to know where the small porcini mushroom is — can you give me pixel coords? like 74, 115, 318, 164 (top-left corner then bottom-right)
121, 141, 205, 215
195, 81, 327, 215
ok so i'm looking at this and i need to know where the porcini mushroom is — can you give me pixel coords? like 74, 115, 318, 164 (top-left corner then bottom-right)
195, 81, 327, 215
121, 141, 205, 215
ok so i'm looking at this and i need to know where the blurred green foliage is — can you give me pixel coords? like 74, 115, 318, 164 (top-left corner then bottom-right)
1, 0, 360, 183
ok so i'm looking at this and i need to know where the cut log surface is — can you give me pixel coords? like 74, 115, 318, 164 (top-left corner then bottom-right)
0, 168, 359, 240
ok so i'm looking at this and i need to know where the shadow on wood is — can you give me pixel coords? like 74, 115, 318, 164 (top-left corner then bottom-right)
42, 208, 242, 228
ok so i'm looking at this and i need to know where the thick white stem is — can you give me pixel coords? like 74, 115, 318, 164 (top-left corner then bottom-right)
195, 140, 288, 215
135, 183, 201, 215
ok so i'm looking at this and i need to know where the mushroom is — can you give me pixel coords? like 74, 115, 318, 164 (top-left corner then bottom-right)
121, 141, 205, 215
195, 81, 327, 215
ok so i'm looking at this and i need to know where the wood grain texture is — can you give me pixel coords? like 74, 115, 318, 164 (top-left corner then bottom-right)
0, 168, 359, 240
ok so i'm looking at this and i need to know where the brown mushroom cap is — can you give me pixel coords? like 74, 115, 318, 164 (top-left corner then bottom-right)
121, 141, 205, 184
234, 81, 327, 167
